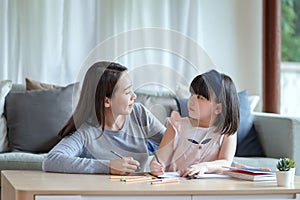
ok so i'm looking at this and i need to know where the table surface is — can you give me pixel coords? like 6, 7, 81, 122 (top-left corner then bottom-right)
2, 170, 300, 196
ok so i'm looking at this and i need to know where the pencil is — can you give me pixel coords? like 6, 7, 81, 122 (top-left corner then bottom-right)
153, 151, 161, 164
151, 179, 180, 185
110, 175, 141, 179
121, 176, 153, 182
150, 177, 179, 182
110, 150, 141, 169
110, 150, 123, 158
151, 178, 180, 185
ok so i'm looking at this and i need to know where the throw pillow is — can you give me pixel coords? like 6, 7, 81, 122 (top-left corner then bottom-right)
25, 77, 60, 90
175, 98, 189, 118
235, 90, 265, 157
175, 90, 265, 157
5, 83, 78, 153
0, 80, 12, 152
236, 90, 253, 144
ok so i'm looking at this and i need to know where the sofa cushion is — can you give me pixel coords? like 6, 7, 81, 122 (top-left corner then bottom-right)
135, 92, 178, 155
236, 90, 254, 143
0, 152, 46, 171
175, 90, 265, 157
235, 90, 265, 157
0, 80, 12, 152
25, 77, 60, 90
5, 83, 78, 153
135, 92, 178, 125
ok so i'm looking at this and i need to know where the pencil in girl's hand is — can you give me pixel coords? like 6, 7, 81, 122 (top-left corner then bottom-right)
153, 151, 161, 164
148, 143, 161, 163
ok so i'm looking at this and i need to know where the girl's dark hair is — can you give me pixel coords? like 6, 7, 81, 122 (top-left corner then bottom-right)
189, 70, 240, 135
58, 61, 127, 138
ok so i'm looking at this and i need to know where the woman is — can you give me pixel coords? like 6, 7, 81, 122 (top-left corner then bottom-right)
42, 61, 165, 175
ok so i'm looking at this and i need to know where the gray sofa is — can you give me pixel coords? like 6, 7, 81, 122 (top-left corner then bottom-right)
1, 85, 300, 178
235, 111, 300, 174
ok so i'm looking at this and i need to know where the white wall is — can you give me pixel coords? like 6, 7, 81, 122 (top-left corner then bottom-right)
200, 0, 262, 97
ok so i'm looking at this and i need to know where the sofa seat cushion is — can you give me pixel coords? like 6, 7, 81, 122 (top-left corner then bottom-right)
0, 152, 46, 171
0, 152, 46, 186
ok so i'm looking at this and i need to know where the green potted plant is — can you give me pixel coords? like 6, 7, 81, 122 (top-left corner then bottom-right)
287, 158, 296, 168
276, 158, 292, 171
276, 158, 296, 186
287, 158, 296, 184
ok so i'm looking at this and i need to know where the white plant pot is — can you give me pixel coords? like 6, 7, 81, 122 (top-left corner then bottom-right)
290, 168, 296, 184
276, 170, 293, 187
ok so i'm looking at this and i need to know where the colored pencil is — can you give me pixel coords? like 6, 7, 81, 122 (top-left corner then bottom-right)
110, 175, 144, 179
120, 176, 153, 182
150, 178, 180, 185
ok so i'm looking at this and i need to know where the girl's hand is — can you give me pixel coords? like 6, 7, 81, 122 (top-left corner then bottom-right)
180, 163, 208, 177
110, 157, 140, 175
150, 160, 165, 176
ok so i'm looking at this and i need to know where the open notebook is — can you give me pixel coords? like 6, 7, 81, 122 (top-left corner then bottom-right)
158, 171, 230, 179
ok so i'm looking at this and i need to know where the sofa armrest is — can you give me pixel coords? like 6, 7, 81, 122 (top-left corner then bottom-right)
252, 112, 300, 173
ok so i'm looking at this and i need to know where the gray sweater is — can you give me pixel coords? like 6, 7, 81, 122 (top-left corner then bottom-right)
42, 103, 165, 174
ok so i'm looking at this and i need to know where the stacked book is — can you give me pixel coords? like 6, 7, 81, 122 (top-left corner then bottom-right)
223, 167, 276, 181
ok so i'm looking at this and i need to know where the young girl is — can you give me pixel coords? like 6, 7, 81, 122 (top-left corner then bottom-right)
150, 69, 240, 177
42, 61, 165, 175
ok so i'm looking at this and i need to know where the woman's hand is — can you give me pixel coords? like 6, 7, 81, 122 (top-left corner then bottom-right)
150, 160, 165, 176
109, 157, 140, 175
180, 163, 208, 177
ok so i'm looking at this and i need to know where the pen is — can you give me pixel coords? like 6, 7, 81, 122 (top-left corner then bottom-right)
110, 150, 141, 169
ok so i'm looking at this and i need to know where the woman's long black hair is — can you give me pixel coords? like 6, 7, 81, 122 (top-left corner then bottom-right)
58, 61, 127, 138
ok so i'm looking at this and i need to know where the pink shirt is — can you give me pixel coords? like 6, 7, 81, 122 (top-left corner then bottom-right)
167, 117, 224, 172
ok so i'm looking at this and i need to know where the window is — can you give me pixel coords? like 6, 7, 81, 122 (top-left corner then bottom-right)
281, 0, 300, 116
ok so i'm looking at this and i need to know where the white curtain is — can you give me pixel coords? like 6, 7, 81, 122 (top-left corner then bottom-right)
0, 0, 216, 96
